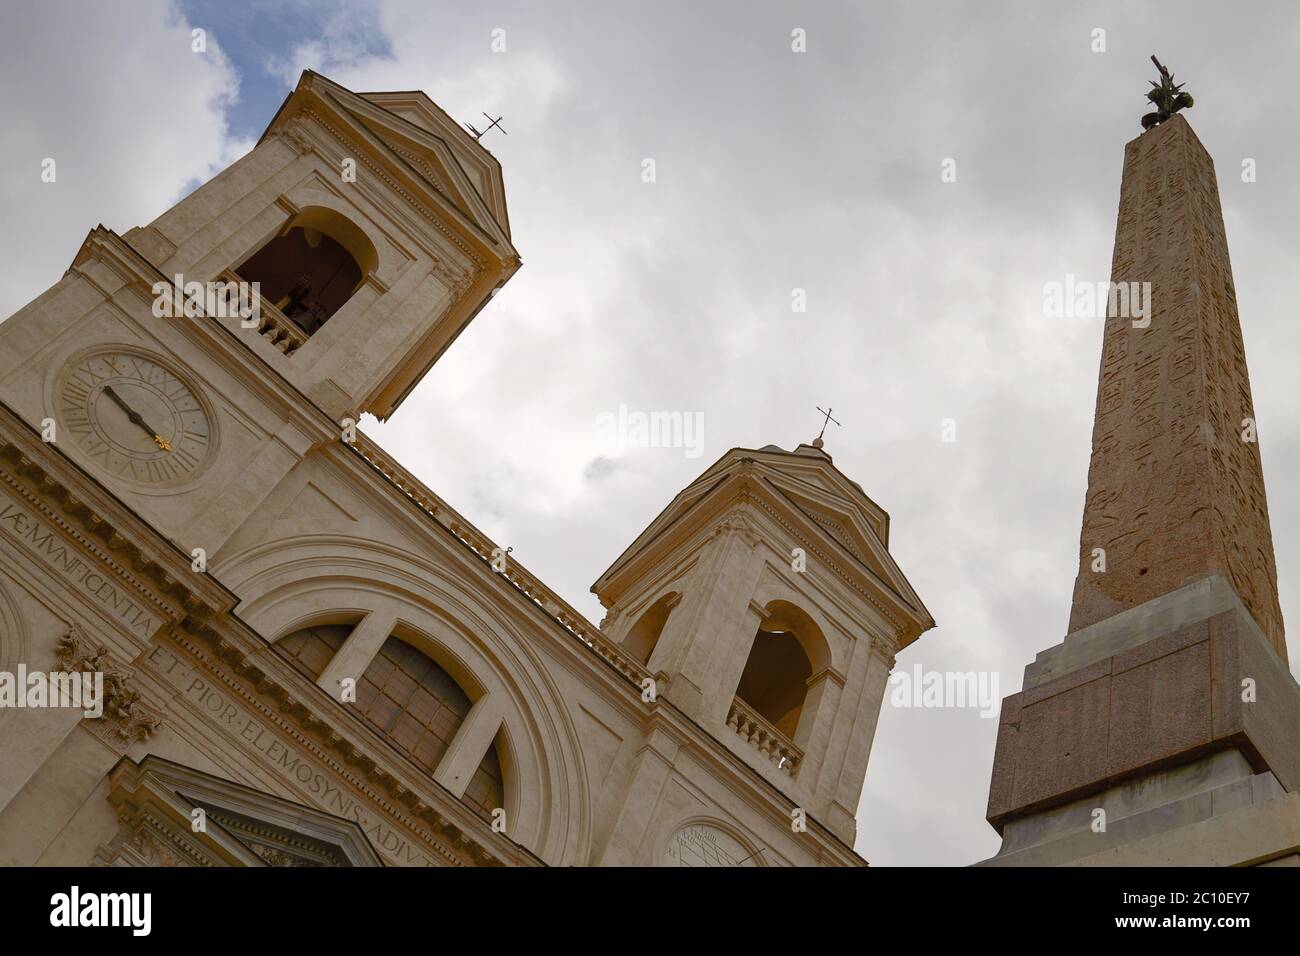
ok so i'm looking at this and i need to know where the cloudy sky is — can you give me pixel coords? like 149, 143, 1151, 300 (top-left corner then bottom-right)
3, 0, 1299, 866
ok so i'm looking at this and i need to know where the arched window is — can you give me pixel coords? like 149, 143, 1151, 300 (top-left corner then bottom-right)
355, 636, 504, 821
733, 601, 830, 741
236, 207, 377, 335
623, 592, 679, 665
278, 623, 349, 678
274, 625, 504, 822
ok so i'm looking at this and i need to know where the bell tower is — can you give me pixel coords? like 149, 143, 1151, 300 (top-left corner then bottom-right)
0, 71, 519, 557
592, 440, 933, 843
122, 70, 520, 422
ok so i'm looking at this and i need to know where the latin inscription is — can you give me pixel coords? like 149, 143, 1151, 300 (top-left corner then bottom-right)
0, 493, 159, 637
146, 643, 444, 867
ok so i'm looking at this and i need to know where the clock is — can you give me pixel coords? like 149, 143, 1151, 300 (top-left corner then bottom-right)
57, 349, 213, 486
663, 823, 761, 867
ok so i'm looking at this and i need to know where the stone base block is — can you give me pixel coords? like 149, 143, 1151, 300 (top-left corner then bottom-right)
978, 748, 1300, 865
985, 576, 1300, 853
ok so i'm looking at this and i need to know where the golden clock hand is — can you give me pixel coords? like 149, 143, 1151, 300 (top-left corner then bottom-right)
103, 386, 170, 450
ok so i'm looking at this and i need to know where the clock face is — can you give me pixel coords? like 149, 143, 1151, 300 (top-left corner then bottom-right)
663, 824, 759, 867
58, 350, 212, 485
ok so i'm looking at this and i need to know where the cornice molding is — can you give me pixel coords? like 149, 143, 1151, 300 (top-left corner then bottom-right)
0, 404, 229, 627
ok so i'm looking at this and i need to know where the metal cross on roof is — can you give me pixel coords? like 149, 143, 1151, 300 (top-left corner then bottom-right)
465, 112, 507, 141
814, 406, 841, 447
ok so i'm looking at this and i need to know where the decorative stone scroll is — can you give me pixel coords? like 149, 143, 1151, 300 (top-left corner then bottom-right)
57, 625, 161, 745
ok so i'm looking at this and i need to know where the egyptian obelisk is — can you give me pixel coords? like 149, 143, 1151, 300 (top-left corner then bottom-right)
980, 60, 1300, 866
1067, 101, 1285, 661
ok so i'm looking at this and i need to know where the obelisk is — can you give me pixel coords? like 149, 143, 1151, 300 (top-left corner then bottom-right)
1067, 109, 1285, 661
980, 62, 1300, 866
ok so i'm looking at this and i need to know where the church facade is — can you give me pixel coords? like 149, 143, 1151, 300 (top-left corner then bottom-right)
0, 72, 933, 867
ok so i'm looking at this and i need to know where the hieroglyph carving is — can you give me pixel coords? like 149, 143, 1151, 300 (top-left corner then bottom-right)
1070, 117, 1284, 659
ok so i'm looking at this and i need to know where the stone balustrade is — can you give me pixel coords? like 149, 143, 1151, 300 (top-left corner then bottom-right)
727, 697, 802, 775
214, 269, 308, 356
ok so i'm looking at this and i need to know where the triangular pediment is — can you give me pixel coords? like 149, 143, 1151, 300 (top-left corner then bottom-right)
261, 73, 514, 254
327, 83, 511, 245
762, 475, 924, 617
361, 91, 511, 234
101, 755, 385, 867
348, 106, 508, 242
593, 445, 933, 642
776, 484, 874, 564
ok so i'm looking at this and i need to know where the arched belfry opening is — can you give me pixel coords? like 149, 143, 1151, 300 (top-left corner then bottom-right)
236, 207, 377, 336
733, 601, 830, 740
622, 591, 679, 665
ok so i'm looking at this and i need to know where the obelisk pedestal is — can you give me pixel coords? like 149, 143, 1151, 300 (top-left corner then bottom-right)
979, 114, 1300, 866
